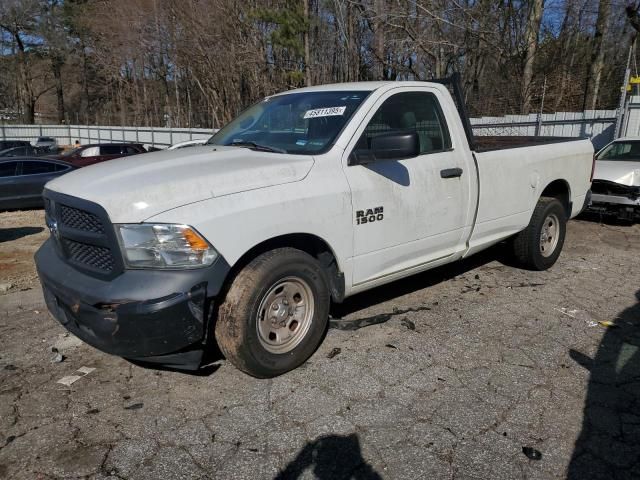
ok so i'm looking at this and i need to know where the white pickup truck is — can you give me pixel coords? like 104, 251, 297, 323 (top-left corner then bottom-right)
35, 76, 594, 377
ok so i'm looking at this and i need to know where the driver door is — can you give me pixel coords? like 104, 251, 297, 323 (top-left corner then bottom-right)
343, 87, 470, 287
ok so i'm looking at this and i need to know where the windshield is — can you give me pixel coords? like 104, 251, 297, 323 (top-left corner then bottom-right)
208, 91, 370, 154
597, 141, 640, 161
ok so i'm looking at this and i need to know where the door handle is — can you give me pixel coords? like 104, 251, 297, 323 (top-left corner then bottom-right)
440, 167, 463, 178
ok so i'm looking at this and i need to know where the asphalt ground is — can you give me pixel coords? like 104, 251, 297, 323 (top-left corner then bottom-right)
1, 211, 639, 480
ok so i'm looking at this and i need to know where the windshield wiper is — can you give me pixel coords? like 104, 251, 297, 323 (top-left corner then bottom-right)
228, 141, 286, 153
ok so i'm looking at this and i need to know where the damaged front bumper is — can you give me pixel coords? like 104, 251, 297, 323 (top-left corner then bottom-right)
35, 238, 229, 369
588, 180, 640, 220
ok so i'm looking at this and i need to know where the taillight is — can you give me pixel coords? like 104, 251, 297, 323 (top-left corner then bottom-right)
590, 154, 596, 182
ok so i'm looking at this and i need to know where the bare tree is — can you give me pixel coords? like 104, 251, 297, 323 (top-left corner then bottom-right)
583, 0, 611, 111
521, 0, 545, 114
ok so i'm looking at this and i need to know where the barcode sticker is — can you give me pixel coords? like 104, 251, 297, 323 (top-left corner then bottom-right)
303, 106, 347, 119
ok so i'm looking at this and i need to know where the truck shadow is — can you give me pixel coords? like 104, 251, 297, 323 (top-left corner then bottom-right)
331, 241, 512, 321
274, 433, 382, 479
132, 242, 513, 375
0, 226, 44, 243
567, 290, 640, 479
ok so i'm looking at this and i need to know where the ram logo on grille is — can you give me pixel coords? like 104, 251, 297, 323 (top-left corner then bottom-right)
46, 218, 60, 240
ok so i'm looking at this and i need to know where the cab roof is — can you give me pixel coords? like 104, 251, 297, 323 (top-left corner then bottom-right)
272, 81, 443, 96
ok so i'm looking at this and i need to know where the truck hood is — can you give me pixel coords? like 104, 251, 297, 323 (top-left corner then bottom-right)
593, 161, 640, 187
46, 146, 314, 223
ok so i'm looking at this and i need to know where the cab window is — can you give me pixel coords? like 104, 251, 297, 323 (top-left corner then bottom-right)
357, 91, 451, 155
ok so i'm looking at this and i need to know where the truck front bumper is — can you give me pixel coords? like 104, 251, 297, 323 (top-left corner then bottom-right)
35, 238, 230, 370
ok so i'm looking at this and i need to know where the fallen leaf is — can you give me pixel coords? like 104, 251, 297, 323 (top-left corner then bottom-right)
598, 320, 618, 328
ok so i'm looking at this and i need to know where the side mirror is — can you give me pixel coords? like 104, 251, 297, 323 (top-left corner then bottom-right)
349, 131, 420, 165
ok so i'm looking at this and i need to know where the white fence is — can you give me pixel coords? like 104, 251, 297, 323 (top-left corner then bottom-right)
0, 108, 619, 150
0, 124, 214, 148
471, 110, 617, 150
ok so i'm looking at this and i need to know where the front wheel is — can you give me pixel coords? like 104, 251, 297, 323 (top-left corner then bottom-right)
214, 248, 330, 378
512, 197, 567, 270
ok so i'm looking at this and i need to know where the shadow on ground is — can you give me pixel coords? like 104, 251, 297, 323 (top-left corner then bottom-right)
0, 226, 44, 243
568, 290, 640, 479
274, 433, 382, 479
331, 241, 513, 320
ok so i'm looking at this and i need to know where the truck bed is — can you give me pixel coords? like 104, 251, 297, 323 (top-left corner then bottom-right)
474, 136, 583, 152
465, 138, 594, 256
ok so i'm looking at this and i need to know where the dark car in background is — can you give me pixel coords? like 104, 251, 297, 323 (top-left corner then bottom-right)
0, 145, 46, 157
0, 158, 75, 210
58, 143, 146, 167
0, 140, 31, 151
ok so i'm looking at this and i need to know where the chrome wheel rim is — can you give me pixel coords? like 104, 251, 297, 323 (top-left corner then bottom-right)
540, 213, 560, 258
256, 276, 315, 354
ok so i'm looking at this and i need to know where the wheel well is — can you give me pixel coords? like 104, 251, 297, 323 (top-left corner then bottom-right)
540, 179, 571, 216
225, 233, 345, 303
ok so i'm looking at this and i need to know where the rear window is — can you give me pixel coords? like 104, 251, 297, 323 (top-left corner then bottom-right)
0, 161, 18, 177
80, 146, 100, 157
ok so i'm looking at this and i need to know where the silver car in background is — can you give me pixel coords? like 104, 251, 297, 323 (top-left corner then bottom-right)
589, 137, 640, 221
34, 136, 57, 151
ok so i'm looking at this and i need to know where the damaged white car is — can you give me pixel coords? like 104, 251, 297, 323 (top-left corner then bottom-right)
589, 137, 640, 221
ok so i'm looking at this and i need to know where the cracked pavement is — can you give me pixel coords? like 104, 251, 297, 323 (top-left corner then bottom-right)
1, 214, 639, 479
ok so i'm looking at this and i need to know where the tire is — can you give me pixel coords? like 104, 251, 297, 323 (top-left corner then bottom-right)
512, 197, 567, 271
214, 248, 330, 378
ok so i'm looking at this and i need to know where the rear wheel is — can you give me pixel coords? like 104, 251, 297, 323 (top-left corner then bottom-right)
512, 197, 567, 270
214, 248, 330, 378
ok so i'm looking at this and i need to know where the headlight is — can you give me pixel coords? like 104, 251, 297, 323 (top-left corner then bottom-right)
116, 224, 218, 269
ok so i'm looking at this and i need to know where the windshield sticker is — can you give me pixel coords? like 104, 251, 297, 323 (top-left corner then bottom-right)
296, 139, 308, 146
303, 106, 347, 119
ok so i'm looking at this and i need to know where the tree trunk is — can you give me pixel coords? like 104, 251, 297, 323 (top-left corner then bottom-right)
583, 0, 611, 110
80, 40, 90, 123
52, 56, 65, 124
303, 0, 311, 86
521, 0, 545, 114
373, 0, 385, 80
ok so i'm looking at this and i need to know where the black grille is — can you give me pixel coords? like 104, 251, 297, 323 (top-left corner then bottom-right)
63, 239, 115, 272
60, 205, 105, 233
44, 190, 123, 278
